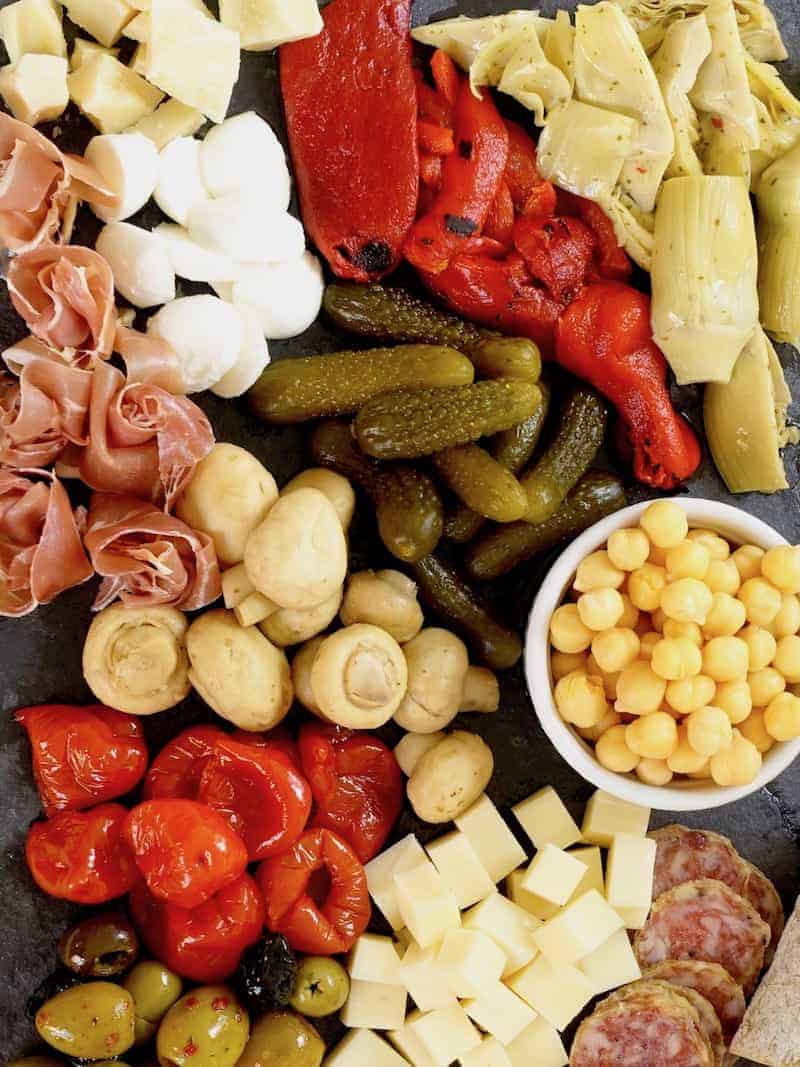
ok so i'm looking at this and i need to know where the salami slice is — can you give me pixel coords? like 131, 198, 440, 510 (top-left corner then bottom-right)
643, 960, 746, 1046
635, 880, 771, 996
608, 979, 724, 1067
650, 826, 748, 900
742, 861, 784, 961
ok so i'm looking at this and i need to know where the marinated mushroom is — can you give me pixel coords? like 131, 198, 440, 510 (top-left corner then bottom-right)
460, 666, 500, 713
83, 604, 191, 715
407, 731, 495, 823
175, 443, 278, 565
187, 610, 293, 731
339, 570, 424, 643
259, 587, 343, 648
393, 628, 470, 733
292, 637, 325, 717
244, 488, 348, 610
281, 468, 356, 530
310, 624, 408, 729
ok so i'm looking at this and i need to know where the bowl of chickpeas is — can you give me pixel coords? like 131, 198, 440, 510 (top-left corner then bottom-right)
526, 497, 800, 810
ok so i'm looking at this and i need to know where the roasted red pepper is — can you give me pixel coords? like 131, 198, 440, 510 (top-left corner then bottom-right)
504, 120, 557, 218
557, 191, 632, 281
231, 727, 302, 772
280, 0, 418, 282
556, 282, 702, 488
143, 724, 223, 801
298, 723, 402, 863
26, 803, 138, 904
257, 828, 371, 955
484, 180, 515, 249
514, 214, 597, 304
16, 703, 147, 817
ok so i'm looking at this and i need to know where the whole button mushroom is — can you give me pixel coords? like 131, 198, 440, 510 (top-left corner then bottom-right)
394, 628, 470, 733
407, 731, 495, 824
281, 468, 356, 531
260, 588, 344, 648
292, 637, 325, 717
339, 570, 424, 644
310, 624, 408, 729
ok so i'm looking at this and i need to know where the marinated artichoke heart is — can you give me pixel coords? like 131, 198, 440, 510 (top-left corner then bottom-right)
83, 604, 190, 715
757, 140, 800, 346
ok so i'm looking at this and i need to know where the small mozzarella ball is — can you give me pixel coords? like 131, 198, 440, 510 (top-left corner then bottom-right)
154, 223, 237, 284
702, 636, 749, 682
764, 691, 800, 741
662, 619, 703, 646
661, 578, 713, 625
705, 558, 741, 596
577, 588, 624, 631
189, 192, 306, 264
739, 577, 782, 626
555, 670, 609, 728
591, 628, 641, 673
147, 295, 243, 393
628, 564, 667, 612
639, 632, 661, 661
666, 540, 710, 581
200, 111, 291, 204
688, 528, 730, 561
768, 593, 800, 638
636, 758, 674, 786
574, 551, 625, 593
715, 680, 753, 725
710, 730, 762, 787
625, 712, 679, 760
732, 544, 765, 582
703, 593, 747, 638
762, 545, 800, 594
232, 253, 325, 340
211, 306, 271, 399
575, 709, 623, 742
651, 608, 666, 633
615, 661, 667, 715
640, 500, 689, 549
617, 594, 640, 630
95, 222, 176, 308
551, 650, 588, 680
739, 709, 775, 753
648, 542, 668, 565
607, 528, 650, 572
550, 604, 594, 654
155, 136, 210, 226
86, 132, 159, 223
774, 634, 800, 683
651, 637, 702, 681
686, 706, 733, 757
596, 724, 641, 772
748, 667, 786, 707
668, 725, 712, 774
666, 674, 716, 715
740, 625, 777, 672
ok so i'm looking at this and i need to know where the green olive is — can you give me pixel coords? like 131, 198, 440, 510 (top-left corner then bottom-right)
156, 985, 249, 1067
124, 960, 183, 1045
237, 1011, 325, 1067
58, 913, 139, 978
35, 981, 135, 1059
289, 958, 349, 1018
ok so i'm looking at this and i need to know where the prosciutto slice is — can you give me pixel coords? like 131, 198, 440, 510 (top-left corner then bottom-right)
115, 325, 188, 395
85, 493, 221, 611
0, 355, 91, 467
0, 468, 92, 617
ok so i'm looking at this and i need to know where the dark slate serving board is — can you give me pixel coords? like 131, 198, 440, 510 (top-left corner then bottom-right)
2, 0, 800, 1058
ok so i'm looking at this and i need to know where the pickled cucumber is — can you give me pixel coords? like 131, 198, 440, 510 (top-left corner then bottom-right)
521, 387, 607, 524
434, 445, 528, 523
409, 555, 522, 670
356, 381, 542, 460
465, 472, 627, 581
468, 337, 542, 383
310, 420, 443, 562
250, 345, 474, 424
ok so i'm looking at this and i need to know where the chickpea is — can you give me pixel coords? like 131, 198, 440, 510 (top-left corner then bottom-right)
628, 564, 667, 612
666, 674, 716, 715
768, 593, 800, 638
762, 545, 800, 594
651, 608, 666, 633
663, 619, 703, 646
686, 706, 733, 757
625, 712, 679, 760
714, 680, 752, 725
608, 528, 650, 572
640, 501, 689, 549
668, 725, 712, 774
550, 604, 593, 654
639, 632, 661, 661
661, 578, 713, 625
636, 758, 674, 786
651, 637, 702, 681
688, 761, 712, 779
705, 559, 741, 597
591, 628, 641, 674
595, 724, 641, 773
648, 542, 668, 566
575, 709, 623, 742
738, 577, 782, 627
574, 551, 625, 593
615, 661, 667, 715
740, 625, 777, 672
738, 709, 775, 754
748, 667, 786, 707
551, 650, 588, 681
732, 544, 765, 582
702, 636, 749, 682
710, 730, 762, 787
687, 529, 730, 561
555, 670, 609, 728
587, 654, 620, 700
774, 634, 800, 683
764, 691, 800, 741
665, 540, 710, 582
703, 593, 747, 638
577, 588, 625, 631
617, 595, 640, 630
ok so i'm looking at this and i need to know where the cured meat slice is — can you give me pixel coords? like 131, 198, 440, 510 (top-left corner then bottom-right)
742, 861, 784, 962
651, 826, 748, 900
0, 355, 91, 467
643, 961, 746, 1046
634, 880, 771, 996
608, 979, 724, 1067
115, 325, 186, 395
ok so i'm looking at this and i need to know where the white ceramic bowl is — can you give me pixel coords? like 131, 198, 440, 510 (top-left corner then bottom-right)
526, 497, 800, 811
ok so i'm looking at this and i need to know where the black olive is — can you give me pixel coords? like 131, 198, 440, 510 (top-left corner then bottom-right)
233, 933, 297, 1014
26, 967, 80, 1018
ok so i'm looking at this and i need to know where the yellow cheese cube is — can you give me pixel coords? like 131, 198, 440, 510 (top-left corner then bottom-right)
426, 831, 495, 910
464, 982, 537, 1046
71, 39, 119, 70
394, 861, 461, 950
463, 893, 541, 977
534, 890, 624, 965
436, 928, 507, 999
124, 11, 150, 40
395, 732, 444, 777
324, 1029, 411, 1067
129, 42, 149, 75
606, 832, 657, 911
0, 54, 68, 125
340, 979, 407, 1031
455, 794, 527, 883
521, 844, 588, 906
505, 1018, 568, 1067
505, 870, 561, 922
219, 0, 323, 51
68, 53, 163, 133
0, 0, 66, 62
566, 846, 605, 904
389, 1010, 440, 1067
64, 0, 136, 46
410, 1004, 482, 1064
128, 98, 205, 149
348, 934, 402, 985
460, 1037, 513, 1067
578, 927, 641, 993
581, 790, 651, 847
365, 835, 427, 932
506, 955, 595, 1031
512, 786, 582, 851
614, 904, 651, 930
399, 941, 458, 1012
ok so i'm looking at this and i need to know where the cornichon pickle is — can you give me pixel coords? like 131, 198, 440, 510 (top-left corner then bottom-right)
521, 387, 608, 524
468, 337, 542, 382
356, 381, 542, 460
409, 555, 522, 670
249, 345, 474, 424
310, 420, 443, 562
465, 472, 627, 581
434, 445, 528, 523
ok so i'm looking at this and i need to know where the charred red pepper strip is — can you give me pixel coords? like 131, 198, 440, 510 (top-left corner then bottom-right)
558, 190, 632, 281
514, 214, 597, 304
418, 121, 455, 157
415, 70, 453, 129
280, 0, 418, 281
431, 48, 459, 106
556, 282, 701, 488
484, 180, 515, 249
504, 119, 558, 218
420, 153, 444, 189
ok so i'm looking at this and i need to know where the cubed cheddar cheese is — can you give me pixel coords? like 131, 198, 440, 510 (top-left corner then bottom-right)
464, 982, 537, 1046
323, 1028, 411, 1067
389, 1010, 440, 1067
578, 927, 641, 993
0, 0, 66, 62
459, 1037, 513, 1067
68, 53, 163, 133
399, 941, 458, 1013
410, 1004, 482, 1064
340, 979, 407, 1032
124, 11, 150, 40
436, 928, 507, 999
581, 790, 650, 847
348, 934, 402, 985
614, 904, 652, 930
506, 954, 595, 1031
63, 0, 137, 47
512, 786, 582, 851
365, 835, 427, 931
71, 38, 119, 70
463, 893, 541, 977
566, 846, 604, 903
506, 870, 561, 922
521, 844, 587, 906
219, 0, 323, 51
426, 831, 495, 910
394, 860, 461, 949
130, 42, 149, 75
505, 1018, 569, 1067
131, 94, 205, 149
605, 833, 657, 912
455, 794, 527, 883
395, 732, 445, 777
0, 54, 68, 125
534, 889, 624, 966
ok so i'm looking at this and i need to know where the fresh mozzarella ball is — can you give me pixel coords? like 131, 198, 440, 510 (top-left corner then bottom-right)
147, 295, 243, 393
200, 110, 291, 206
155, 137, 211, 226
95, 222, 176, 308
154, 223, 238, 283
86, 132, 159, 223
232, 252, 324, 340
188, 192, 305, 264
211, 281, 235, 302
211, 306, 270, 399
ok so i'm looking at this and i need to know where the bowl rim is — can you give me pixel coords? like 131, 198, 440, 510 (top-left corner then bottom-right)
525, 497, 800, 812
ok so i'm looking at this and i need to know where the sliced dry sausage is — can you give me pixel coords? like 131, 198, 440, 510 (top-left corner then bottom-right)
650, 826, 748, 900
608, 979, 723, 1067
643, 960, 746, 1046
742, 861, 784, 962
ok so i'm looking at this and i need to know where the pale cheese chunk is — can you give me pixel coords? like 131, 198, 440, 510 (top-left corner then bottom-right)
581, 790, 650, 847
578, 927, 641, 993
128, 98, 205, 149
512, 786, 581, 851
129, 42, 148, 75
605, 832, 657, 912
505, 1018, 569, 1067
534, 890, 624, 965
566, 846, 604, 904
348, 934, 402, 986
64, 0, 136, 46
455, 794, 527, 883
614, 904, 651, 929
460, 1037, 513, 1067
399, 941, 458, 1012
395, 731, 444, 777
505, 870, 560, 922
219, 0, 323, 51
521, 844, 587, 906
323, 1029, 410, 1067
394, 861, 461, 949
463, 892, 541, 977
389, 1010, 440, 1067
68, 53, 163, 133
0, 0, 65, 61
340, 979, 407, 1031
426, 831, 495, 910
71, 39, 119, 70
436, 928, 507, 999
124, 11, 150, 40
506, 954, 595, 1031
0, 54, 68, 125
365, 835, 427, 931
410, 1004, 482, 1064
464, 982, 538, 1046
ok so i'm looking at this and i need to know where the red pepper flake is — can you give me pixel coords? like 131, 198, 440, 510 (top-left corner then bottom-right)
106, 1033, 119, 1049
184, 1041, 198, 1056
212, 997, 229, 1011
636, 165, 647, 174
712, 116, 724, 130
185, 996, 199, 1009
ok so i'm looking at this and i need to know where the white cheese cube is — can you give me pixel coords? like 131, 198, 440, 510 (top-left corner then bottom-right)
506, 954, 595, 1031
614, 904, 651, 929
365, 835, 427, 931
64, 0, 136, 46
323, 1029, 410, 1067
512, 786, 581, 851
436, 928, 506, 998
460, 1037, 513, 1067
348, 934, 402, 985
399, 941, 458, 1012
128, 98, 205, 150
464, 982, 537, 1045
389, 1010, 440, 1067
463, 893, 541, 977
521, 844, 587, 906
395, 731, 444, 777
394, 861, 461, 950
71, 38, 119, 69
534, 890, 624, 965
455, 794, 527, 883
505, 870, 561, 922
124, 10, 150, 40
505, 1018, 568, 1067
605, 832, 657, 911
578, 927, 641, 993
68, 53, 163, 133
0, 54, 68, 125
410, 1004, 482, 1065
426, 831, 495, 910
0, 0, 65, 61
340, 979, 407, 1032
566, 846, 604, 904
581, 790, 650, 847
219, 0, 323, 51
